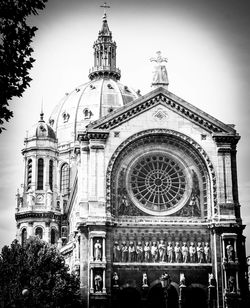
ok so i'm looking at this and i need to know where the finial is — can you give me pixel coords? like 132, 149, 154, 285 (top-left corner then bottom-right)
40, 98, 44, 122
100, 2, 110, 16
150, 51, 169, 89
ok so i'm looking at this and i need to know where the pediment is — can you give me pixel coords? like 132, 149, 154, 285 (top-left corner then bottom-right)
85, 87, 236, 135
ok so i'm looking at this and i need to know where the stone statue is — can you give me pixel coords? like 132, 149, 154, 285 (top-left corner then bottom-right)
128, 241, 136, 262
94, 274, 102, 292
228, 275, 236, 293
112, 272, 119, 288
167, 242, 174, 263
182, 242, 189, 263
150, 51, 169, 86
94, 239, 102, 261
208, 273, 216, 287
197, 242, 204, 263
136, 241, 143, 262
160, 272, 171, 289
204, 242, 210, 263
142, 273, 148, 287
113, 241, 121, 262
226, 241, 234, 262
121, 241, 128, 262
174, 242, 182, 263
144, 242, 151, 262
158, 240, 166, 262
180, 273, 186, 287
189, 242, 196, 263
151, 242, 158, 262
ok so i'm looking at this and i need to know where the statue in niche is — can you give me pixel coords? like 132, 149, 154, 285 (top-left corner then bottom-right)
151, 242, 158, 262
189, 242, 196, 263
112, 272, 119, 288
204, 242, 210, 263
191, 170, 201, 216
94, 273, 102, 292
158, 240, 166, 262
144, 242, 151, 262
182, 242, 189, 263
226, 241, 234, 262
208, 273, 216, 287
113, 241, 121, 262
228, 276, 236, 293
167, 242, 174, 263
142, 273, 148, 287
174, 242, 182, 263
180, 273, 186, 287
121, 241, 128, 262
136, 242, 143, 262
128, 241, 136, 262
94, 239, 102, 261
197, 242, 204, 263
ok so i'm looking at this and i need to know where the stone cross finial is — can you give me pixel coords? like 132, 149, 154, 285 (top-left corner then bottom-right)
100, 2, 110, 14
150, 51, 168, 64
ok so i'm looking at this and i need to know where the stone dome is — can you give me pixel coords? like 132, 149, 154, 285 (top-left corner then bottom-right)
27, 114, 56, 140
49, 78, 139, 145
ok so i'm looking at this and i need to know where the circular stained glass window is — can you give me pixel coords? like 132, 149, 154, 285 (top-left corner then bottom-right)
128, 153, 188, 214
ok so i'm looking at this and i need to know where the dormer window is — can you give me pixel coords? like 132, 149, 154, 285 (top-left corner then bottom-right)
107, 83, 113, 89
62, 112, 70, 123
49, 118, 54, 126
83, 108, 93, 119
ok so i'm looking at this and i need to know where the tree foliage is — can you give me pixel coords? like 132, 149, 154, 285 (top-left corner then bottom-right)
0, 0, 47, 133
0, 237, 81, 307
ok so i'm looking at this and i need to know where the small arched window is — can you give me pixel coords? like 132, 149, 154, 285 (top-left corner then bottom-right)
49, 160, 53, 191
37, 158, 44, 190
60, 163, 70, 196
21, 228, 27, 246
35, 227, 43, 239
27, 159, 32, 191
51, 228, 58, 244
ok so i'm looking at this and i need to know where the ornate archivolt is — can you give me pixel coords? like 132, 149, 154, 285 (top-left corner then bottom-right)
106, 129, 218, 218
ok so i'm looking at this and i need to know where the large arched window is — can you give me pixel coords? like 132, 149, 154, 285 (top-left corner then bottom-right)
50, 228, 58, 244
60, 163, 70, 195
49, 159, 53, 191
21, 228, 27, 245
35, 227, 43, 239
27, 159, 32, 191
37, 158, 44, 190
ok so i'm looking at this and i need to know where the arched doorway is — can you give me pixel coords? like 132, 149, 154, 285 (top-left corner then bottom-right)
184, 284, 207, 308
147, 281, 179, 308
116, 286, 142, 308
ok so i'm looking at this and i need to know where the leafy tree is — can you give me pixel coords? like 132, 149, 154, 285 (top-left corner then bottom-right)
0, 237, 81, 307
0, 0, 47, 133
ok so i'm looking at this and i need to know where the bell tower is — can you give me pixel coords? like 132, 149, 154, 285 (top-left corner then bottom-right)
15, 111, 61, 245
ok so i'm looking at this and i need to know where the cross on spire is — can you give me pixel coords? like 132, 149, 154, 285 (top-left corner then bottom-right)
100, 2, 110, 15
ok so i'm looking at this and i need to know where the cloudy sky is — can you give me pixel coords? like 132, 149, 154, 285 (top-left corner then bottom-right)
0, 0, 249, 254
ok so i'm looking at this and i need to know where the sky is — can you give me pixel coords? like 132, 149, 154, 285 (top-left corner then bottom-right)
0, 0, 249, 254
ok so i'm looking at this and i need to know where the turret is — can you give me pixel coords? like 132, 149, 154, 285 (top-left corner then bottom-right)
15, 111, 62, 245
88, 7, 121, 81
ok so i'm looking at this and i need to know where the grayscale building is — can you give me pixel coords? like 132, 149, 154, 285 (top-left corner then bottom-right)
15, 8, 248, 308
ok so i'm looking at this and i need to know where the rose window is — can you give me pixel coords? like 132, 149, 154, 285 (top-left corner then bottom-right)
128, 154, 188, 212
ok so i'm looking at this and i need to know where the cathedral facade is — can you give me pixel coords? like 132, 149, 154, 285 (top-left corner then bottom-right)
15, 10, 248, 308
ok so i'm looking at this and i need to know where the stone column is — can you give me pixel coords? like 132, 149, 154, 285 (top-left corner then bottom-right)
96, 143, 105, 203
103, 270, 106, 293
80, 141, 89, 218
102, 237, 106, 262
89, 144, 97, 201
80, 229, 88, 305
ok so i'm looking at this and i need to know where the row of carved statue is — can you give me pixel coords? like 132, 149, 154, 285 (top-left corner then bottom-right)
113, 240, 211, 263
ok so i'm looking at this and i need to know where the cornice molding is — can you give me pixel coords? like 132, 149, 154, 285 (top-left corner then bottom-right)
87, 88, 237, 134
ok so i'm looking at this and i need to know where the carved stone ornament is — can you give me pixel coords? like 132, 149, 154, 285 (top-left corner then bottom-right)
108, 130, 214, 218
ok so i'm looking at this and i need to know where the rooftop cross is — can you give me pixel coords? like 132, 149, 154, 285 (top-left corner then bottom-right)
100, 2, 110, 15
